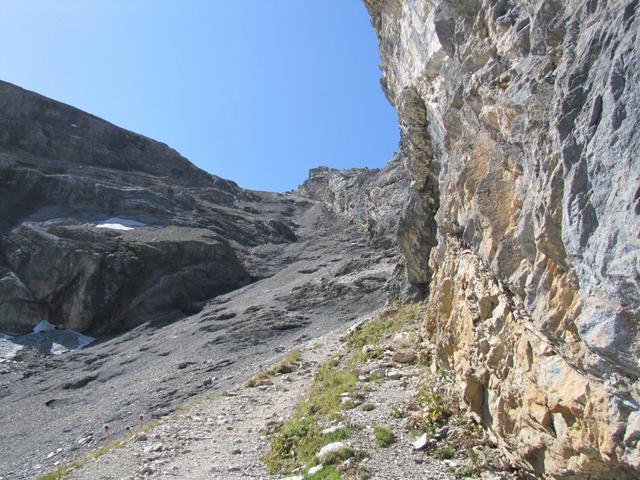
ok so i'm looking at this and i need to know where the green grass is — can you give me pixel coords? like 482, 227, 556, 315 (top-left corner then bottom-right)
435, 446, 455, 460
271, 349, 301, 374
320, 446, 355, 465
304, 359, 359, 419
407, 382, 452, 433
390, 406, 405, 419
305, 465, 341, 479
373, 426, 395, 448
244, 370, 272, 387
264, 418, 352, 474
36, 462, 81, 480
263, 357, 358, 474
245, 350, 302, 387
454, 465, 474, 478
346, 304, 422, 365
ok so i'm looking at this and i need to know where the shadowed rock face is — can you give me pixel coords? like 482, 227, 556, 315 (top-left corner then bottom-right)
365, 0, 640, 477
0, 80, 301, 335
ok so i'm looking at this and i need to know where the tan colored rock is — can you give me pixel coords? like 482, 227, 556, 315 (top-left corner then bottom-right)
391, 349, 417, 364
365, 0, 640, 477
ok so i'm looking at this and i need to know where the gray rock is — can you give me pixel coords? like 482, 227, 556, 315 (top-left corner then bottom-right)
365, 0, 640, 477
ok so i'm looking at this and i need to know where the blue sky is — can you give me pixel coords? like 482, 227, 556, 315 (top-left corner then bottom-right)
0, 0, 399, 192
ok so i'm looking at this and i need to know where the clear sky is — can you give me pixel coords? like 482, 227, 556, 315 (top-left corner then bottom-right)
0, 0, 399, 192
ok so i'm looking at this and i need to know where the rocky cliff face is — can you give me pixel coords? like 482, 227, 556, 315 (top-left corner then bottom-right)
0, 81, 303, 335
365, 0, 640, 478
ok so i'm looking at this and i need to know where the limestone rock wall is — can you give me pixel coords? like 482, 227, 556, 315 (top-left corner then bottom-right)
365, 0, 640, 477
298, 156, 426, 299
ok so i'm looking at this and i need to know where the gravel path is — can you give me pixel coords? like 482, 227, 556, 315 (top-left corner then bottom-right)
68, 324, 348, 479
47, 308, 521, 480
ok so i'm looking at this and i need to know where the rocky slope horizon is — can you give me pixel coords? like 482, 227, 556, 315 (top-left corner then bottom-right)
0, 80, 415, 479
1, 0, 640, 477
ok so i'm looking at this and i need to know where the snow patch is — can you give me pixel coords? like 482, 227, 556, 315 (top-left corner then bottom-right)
95, 217, 146, 231
0, 321, 95, 361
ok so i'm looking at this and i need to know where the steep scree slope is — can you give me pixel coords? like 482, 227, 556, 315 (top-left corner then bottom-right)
365, 0, 640, 478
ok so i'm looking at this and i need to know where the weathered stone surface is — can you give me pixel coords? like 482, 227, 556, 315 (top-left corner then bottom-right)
298, 157, 423, 299
365, 0, 640, 477
0, 81, 299, 334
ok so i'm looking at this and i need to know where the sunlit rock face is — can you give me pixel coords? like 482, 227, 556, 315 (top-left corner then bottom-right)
365, 0, 640, 477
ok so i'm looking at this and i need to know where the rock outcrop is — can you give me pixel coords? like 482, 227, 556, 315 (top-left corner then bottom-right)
365, 0, 640, 477
0, 80, 302, 335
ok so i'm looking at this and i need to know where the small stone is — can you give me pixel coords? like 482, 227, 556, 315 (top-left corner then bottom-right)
142, 442, 164, 454
413, 433, 428, 450
391, 349, 417, 364
139, 465, 156, 475
231, 448, 241, 455
317, 441, 346, 459
308, 464, 323, 475
386, 369, 403, 380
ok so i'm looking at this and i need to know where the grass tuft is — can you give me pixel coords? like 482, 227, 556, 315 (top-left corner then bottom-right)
373, 426, 395, 448
320, 446, 355, 464
306, 465, 341, 479
435, 446, 455, 460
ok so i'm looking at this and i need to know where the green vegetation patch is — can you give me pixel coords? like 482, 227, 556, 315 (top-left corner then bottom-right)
264, 357, 358, 474
346, 303, 423, 365
320, 446, 355, 465
270, 349, 301, 374
435, 446, 455, 460
245, 350, 302, 387
373, 425, 395, 448
36, 463, 81, 480
306, 465, 341, 480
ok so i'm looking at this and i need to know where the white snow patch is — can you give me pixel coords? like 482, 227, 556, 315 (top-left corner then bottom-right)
70, 123, 78, 128
0, 336, 23, 361
0, 322, 95, 361
95, 217, 146, 231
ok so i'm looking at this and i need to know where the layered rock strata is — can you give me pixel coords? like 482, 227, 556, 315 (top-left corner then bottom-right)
365, 0, 640, 477
0, 81, 300, 334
